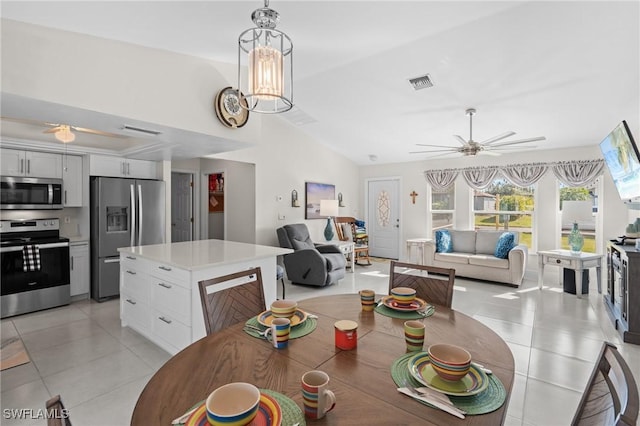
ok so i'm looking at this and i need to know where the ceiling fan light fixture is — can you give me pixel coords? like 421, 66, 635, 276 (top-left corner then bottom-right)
54, 125, 75, 143
238, 0, 293, 114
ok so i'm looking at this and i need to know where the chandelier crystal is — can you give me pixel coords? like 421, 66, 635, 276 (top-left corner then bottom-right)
238, 0, 293, 113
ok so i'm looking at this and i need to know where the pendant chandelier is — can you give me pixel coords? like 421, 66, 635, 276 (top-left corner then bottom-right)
238, 0, 293, 114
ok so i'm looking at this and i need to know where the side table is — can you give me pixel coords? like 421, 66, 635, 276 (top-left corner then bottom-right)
537, 249, 603, 299
335, 241, 355, 272
406, 238, 432, 265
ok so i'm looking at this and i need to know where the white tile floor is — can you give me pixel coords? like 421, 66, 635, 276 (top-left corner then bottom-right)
2, 256, 639, 426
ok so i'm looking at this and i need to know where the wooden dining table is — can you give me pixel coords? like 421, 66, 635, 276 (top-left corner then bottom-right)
131, 293, 515, 425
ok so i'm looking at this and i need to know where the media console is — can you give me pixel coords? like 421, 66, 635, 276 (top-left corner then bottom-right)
605, 241, 640, 344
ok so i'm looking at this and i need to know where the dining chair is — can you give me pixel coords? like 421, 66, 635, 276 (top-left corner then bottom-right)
571, 341, 639, 426
389, 261, 455, 308
198, 267, 266, 335
334, 216, 371, 265
46, 394, 72, 426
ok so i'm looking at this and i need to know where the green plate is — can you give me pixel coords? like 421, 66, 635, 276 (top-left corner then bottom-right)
407, 352, 489, 396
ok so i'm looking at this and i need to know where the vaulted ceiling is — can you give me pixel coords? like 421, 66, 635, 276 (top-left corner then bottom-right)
1, 1, 638, 165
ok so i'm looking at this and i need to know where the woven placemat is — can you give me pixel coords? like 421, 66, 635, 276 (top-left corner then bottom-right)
244, 317, 317, 340
374, 302, 435, 320
176, 389, 305, 426
390, 352, 506, 415
261, 389, 306, 426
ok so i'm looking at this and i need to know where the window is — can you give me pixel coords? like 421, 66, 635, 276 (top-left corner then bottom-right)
559, 183, 597, 253
431, 185, 455, 236
473, 178, 534, 248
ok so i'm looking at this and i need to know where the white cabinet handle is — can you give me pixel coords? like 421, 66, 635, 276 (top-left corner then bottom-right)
159, 316, 172, 324
158, 282, 172, 289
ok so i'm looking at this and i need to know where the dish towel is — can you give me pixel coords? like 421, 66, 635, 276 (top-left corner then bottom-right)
22, 245, 41, 272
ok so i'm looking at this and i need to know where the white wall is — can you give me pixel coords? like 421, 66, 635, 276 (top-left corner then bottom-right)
360, 145, 631, 257
209, 115, 360, 246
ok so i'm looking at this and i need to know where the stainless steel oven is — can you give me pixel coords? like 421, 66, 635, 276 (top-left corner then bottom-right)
0, 219, 70, 318
0, 176, 63, 210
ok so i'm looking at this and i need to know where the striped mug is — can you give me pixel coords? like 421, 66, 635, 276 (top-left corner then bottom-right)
264, 318, 290, 349
301, 370, 336, 419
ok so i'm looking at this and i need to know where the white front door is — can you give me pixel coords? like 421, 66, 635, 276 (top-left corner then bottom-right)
171, 172, 193, 243
367, 178, 401, 259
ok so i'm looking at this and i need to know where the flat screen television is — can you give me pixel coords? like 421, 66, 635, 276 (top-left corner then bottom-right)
599, 120, 640, 203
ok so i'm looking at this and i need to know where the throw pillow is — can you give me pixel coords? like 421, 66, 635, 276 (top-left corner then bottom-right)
494, 232, 515, 259
435, 229, 453, 253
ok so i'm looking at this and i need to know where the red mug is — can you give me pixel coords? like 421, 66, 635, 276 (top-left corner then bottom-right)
334, 320, 358, 350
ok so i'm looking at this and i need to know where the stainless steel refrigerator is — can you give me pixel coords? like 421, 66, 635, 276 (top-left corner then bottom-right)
90, 177, 166, 301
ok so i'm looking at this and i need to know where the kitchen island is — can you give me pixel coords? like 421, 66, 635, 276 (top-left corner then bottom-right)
118, 239, 291, 355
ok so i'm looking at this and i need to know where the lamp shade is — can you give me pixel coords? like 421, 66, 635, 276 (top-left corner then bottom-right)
238, 1, 293, 114
319, 200, 339, 218
55, 125, 75, 143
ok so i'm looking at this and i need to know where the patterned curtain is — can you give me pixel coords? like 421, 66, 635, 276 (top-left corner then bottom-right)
461, 167, 500, 190
552, 160, 604, 187
501, 163, 548, 187
424, 169, 459, 191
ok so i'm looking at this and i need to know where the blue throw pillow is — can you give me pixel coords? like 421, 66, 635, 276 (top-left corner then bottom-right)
494, 232, 515, 259
435, 230, 453, 253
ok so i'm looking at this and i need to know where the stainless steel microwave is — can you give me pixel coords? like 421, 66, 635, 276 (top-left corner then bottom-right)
0, 176, 63, 210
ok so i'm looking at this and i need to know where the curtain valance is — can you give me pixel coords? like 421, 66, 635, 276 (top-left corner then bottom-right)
423, 159, 604, 189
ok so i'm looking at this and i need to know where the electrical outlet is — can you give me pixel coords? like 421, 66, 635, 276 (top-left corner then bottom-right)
64, 216, 71, 224
278, 213, 286, 220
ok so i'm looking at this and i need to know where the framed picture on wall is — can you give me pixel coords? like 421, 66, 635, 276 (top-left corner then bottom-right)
305, 182, 335, 219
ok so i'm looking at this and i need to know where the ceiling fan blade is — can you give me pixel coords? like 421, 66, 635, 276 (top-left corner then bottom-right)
409, 148, 459, 154
489, 137, 546, 147
43, 127, 61, 134
480, 131, 516, 145
410, 150, 461, 158
478, 150, 501, 156
71, 126, 127, 138
453, 135, 468, 146
415, 143, 458, 148
488, 145, 538, 151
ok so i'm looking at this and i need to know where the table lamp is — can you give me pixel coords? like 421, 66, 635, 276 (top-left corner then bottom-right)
320, 200, 339, 241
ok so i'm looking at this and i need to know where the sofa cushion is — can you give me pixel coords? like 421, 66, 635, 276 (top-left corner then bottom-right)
434, 252, 470, 264
469, 254, 510, 269
435, 230, 453, 253
449, 230, 476, 253
494, 232, 516, 259
475, 230, 505, 255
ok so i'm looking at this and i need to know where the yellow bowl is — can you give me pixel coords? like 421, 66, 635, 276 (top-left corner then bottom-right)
428, 343, 471, 382
390, 287, 416, 305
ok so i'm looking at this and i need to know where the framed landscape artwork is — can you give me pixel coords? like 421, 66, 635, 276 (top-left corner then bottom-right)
305, 182, 335, 219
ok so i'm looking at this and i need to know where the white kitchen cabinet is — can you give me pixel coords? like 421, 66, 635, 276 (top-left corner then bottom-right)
63, 155, 83, 207
69, 242, 90, 298
89, 154, 158, 179
1, 149, 62, 178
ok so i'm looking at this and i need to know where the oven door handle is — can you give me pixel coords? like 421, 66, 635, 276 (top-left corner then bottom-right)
0, 242, 69, 253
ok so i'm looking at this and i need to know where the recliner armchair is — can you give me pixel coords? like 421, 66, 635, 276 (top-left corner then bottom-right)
276, 224, 346, 287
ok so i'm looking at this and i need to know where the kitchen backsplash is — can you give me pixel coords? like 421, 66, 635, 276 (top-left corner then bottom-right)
0, 207, 88, 240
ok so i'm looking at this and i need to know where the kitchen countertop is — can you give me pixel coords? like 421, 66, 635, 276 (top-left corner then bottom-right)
117, 239, 292, 271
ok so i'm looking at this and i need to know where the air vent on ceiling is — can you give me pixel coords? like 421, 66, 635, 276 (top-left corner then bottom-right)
408, 74, 434, 90
121, 125, 162, 136
281, 106, 317, 126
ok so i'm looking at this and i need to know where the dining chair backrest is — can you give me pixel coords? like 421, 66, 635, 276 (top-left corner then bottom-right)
571, 341, 639, 426
46, 394, 72, 426
389, 261, 455, 308
198, 267, 266, 335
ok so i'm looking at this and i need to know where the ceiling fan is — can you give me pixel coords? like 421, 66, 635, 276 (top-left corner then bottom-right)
410, 108, 545, 157
1, 116, 127, 142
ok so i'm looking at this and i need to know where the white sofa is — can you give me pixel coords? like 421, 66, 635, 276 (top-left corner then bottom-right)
424, 229, 528, 287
